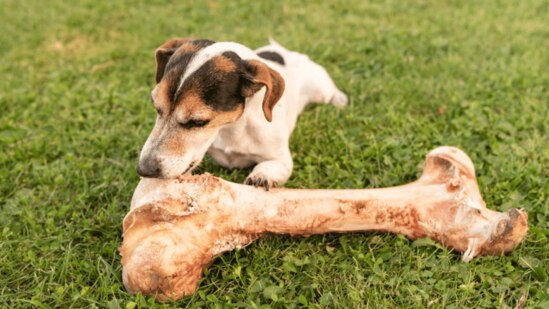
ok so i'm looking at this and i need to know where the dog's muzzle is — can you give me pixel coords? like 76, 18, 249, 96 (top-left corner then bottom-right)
137, 156, 161, 178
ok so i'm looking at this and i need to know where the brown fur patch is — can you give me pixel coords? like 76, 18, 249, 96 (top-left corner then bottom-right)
178, 90, 206, 113
174, 42, 200, 55
158, 38, 193, 50
212, 56, 237, 73
210, 105, 245, 126
154, 80, 173, 112
163, 134, 187, 156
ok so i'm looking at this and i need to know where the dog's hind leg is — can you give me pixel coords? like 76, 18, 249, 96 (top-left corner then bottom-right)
301, 61, 349, 108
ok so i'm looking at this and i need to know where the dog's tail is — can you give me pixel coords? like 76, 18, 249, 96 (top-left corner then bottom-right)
267, 38, 286, 50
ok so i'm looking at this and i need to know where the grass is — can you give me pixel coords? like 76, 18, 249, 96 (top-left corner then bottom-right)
1, 0, 548, 307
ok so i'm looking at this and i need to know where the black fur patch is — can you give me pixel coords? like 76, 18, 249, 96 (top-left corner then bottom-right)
164, 39, 215, 73
257, 51, 285, 65
179, 51, 246, 111
164, 39, 215, 104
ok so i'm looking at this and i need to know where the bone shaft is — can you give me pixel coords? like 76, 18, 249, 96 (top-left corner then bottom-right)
236, 182, 453, 238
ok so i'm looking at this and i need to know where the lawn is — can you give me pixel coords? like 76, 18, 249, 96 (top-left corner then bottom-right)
1, 0, 548, 307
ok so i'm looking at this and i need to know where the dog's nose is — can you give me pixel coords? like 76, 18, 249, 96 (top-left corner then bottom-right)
137, 157, 161, 178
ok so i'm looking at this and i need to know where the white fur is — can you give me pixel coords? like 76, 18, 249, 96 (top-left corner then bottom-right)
208, 39, 348, 185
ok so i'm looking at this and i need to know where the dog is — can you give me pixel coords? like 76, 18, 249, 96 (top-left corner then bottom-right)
137, 38, 348, 189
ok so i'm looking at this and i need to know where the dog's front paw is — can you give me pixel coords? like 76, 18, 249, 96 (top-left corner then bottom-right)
245, 173, 278, 191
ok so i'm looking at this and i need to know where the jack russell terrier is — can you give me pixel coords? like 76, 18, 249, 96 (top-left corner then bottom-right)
137, 38, 348, 189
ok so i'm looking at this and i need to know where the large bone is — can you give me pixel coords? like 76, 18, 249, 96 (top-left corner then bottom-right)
120, 147, 528, 300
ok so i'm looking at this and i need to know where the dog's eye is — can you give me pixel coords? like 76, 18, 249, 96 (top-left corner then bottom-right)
179, 119, 210, 129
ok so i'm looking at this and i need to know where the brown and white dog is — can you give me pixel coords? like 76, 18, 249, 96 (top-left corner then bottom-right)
137, 38, 348, 189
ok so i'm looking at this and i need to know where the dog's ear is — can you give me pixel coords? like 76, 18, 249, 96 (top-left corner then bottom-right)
241, 60, 285, 122
154, 38, 192, 83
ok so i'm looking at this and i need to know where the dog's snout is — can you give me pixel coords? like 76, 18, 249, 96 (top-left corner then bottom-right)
137, 157, 161, 178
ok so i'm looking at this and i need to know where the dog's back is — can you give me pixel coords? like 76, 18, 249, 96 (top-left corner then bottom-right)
255, 39, 348, 108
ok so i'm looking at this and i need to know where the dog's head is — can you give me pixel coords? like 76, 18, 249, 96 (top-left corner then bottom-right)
137, 38, 285, 178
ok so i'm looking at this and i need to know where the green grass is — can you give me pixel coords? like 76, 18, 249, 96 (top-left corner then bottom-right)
1, 0, 548, 307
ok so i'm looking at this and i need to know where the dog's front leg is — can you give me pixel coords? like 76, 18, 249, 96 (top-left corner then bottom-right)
245, 150, 293, 190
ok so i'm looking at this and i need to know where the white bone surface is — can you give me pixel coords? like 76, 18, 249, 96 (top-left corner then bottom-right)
120, 146, 528, 300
